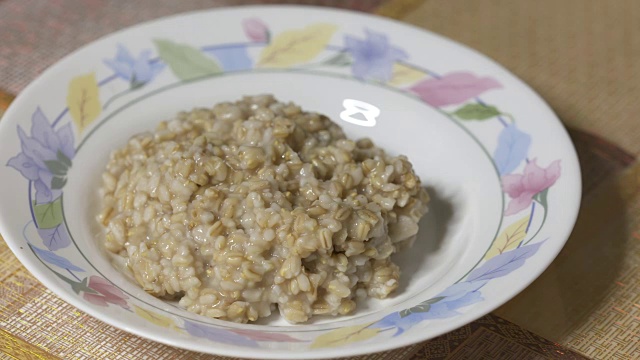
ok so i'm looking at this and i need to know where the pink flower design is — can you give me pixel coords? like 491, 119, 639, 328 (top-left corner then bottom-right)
409, 72, 502, 107
242, 18, 269, 43
502, 159, 561, 215
83, 276, 129, 309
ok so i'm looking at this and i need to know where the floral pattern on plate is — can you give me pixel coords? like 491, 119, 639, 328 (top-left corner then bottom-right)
6, 17, 563, 350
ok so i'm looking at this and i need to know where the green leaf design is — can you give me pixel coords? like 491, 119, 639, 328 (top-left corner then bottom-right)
33, 197, 63, 229
323, 51, 351, 66
57, 150, 72, 168
51, 176, 67, 190
53, 274, 95, 295
536, 188, 549, 208
44, 160, 68, 176
153, 39, 222, 81
71, 277, 97, 294
400, 304, 430, 318
399, 297, 445, 318
453, 103, 501, 121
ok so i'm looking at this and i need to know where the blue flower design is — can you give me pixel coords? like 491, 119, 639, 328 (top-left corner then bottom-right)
184, 320, 258, 347
373, 281, 485, 335
7, 108, 74, 203
493, 123, 531, 175
370, 242, 544, 336
31, 244, 84, 272
104, 44, 164, 88
466, 242, 543, 282
344, 29, 408, 82
204, 46, 253, 72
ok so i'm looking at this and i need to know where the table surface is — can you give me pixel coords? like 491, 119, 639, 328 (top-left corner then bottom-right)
1, 1, 639, 359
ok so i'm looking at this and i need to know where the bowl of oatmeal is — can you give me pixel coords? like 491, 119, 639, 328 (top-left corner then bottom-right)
0, 5, 580, 359
99, 95, 430, 324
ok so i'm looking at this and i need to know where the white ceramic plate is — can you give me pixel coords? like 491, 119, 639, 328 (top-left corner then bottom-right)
0, 5, 581, 359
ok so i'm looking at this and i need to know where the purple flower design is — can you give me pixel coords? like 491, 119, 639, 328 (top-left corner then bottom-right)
7, 108, 74, 203
467, 242, 543, 282
371, 242, 543, 336
344, 29, 408, 82
104, 44, 164, 88
31, 244, 84, 271
204, 46, 253, 72
493, 124, 531, 176
373, 281, 485, 335
184, 320, 258, 347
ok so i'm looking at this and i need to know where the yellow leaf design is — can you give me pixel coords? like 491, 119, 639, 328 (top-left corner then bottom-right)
484, 215, 531, 260
388, 63, 427, 86
133, 305, 179, 330
310, 323, 379, 349
67, 73, 101, 133
258, 24, 338, 68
